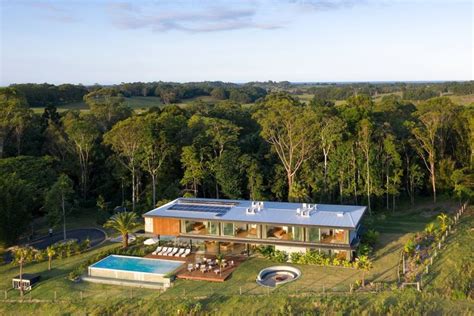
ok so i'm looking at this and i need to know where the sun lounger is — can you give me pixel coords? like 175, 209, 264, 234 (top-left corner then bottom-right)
157, 247, 169, 255
152, 246, 162, 255
181, 248, 191, 257
174, 248, 185, 257
167, 247, 179, 256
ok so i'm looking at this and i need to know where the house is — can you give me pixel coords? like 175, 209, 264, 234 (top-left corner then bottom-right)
143, 198, 366, 260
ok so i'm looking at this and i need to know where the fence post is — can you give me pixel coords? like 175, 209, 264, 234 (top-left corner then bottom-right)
54, 291, 57, 301
80, 291, 83, 301
239, 287, 242, 295
417, 282, 420, 292
425, 265, 429, 274
430, 257, 433, 265
4, 290, 6, 300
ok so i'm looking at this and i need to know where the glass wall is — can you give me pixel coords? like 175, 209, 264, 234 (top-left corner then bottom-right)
320, 228, 348, 244
181, 220, 219, 235
222, 222, 234, 236
307, 227, 320, 242
264, 225, 304, 241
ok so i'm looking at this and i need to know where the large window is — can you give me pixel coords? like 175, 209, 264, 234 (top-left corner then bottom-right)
234, 223, 259, 238
291, 226, 304, 241
307, 227, 320, 242
222, 222, 234, 236
320, 228, 348, 244
182, 220, 219, 235
264, 226, 303, 241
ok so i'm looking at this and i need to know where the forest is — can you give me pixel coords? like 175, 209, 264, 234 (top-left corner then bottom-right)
0, 81, 473, 247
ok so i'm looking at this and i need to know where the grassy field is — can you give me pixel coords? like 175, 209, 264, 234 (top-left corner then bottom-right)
0, 199, 471, 314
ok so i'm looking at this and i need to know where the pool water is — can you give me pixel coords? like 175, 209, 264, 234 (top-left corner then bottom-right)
90, 255, 184, 275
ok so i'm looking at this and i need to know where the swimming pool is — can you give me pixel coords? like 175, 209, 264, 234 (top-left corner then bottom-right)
88, 255, 184, 285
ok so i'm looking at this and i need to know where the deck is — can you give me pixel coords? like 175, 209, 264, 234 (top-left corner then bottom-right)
144, 253, 247, 282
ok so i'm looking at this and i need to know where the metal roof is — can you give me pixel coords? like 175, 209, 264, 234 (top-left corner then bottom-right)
144, 198, 366, 229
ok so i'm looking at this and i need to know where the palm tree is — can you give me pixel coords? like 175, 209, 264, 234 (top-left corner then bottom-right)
355, 255, 373, 287
216, 253, 224, 276
12, 246, 35, 297
104, 212, 139, 248
46, 246, 56, 270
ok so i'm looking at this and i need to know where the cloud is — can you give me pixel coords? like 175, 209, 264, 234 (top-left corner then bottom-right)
27, 1, 81, 23
289, 0, 365, 11
107, 2, 282, 33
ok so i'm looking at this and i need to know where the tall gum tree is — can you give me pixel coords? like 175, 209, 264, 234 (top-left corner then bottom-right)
253, 93, 318, 201
104, 116, 143, 212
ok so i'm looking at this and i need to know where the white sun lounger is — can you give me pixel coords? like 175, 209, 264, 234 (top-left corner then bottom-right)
167, 247, 179, 256
174, 248, 185, 257
157, 247, 168, 255
152, 246, 162, 255
181, 248, 191, 257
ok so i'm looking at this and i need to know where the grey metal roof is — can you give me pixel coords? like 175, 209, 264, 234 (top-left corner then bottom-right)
144, 198, 366, 229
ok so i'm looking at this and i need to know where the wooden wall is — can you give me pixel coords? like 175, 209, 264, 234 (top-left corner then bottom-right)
152, 217, 180, 236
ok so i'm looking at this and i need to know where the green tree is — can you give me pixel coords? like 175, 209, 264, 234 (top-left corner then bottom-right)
11, 246, 36, 296
44, 174, 74, 241
357, 119, 374, 213
104, 212, 139, 248
63, 112, 99, 199
253, 93, 318, 200
180, 146, 206, 197
46, 246, 56, 270
355, 255, 373, 287
0, 87, 31, 157
84, 88, 131, 131
103, 116, 143, 212
0, 174, 33, 246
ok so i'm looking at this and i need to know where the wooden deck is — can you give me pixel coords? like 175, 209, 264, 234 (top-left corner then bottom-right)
144, 252, 247, 282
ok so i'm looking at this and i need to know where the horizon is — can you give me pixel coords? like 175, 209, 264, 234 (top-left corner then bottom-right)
1, 0, 473, 85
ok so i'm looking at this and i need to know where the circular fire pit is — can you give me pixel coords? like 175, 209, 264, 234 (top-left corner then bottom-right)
256, 266, 301, 288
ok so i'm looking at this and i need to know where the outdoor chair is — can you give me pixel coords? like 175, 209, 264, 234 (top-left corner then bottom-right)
157, 247, 168, 255
152, 246, 162, 255
167, 248, 179, 256
174, 248, 185, 257
181, 249, 191, 257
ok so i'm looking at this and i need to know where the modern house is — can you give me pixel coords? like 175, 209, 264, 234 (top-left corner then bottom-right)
143, 198, 366, 260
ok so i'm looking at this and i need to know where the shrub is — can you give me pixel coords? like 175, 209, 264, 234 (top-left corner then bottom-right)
404, 239, 416, 256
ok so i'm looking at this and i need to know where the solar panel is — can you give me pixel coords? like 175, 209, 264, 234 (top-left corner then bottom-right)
169, 203, 231, 215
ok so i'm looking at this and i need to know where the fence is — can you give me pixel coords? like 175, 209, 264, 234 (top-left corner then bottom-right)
400, 202, 469, 291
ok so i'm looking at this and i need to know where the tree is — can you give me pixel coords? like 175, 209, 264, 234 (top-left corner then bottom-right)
0, 174, 33, 246
0, 87, 31, 157
104, 116, 143, 212
355, 255, 372, 287
63, 112, 99, 199
254, 93, 318, 200
180, 146, 206, 197
138, 112, 185, 206
46, 246, 56, 270
104, 212, 139, 248
83, 88, 131, 131
357, 119, 374, 213
318, 116, 345, 198
44, 174, 74, 241
11, 246, 35, 296
410, 111, 442, 203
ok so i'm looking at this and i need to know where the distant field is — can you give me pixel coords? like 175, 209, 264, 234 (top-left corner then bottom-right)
30, 95, 226, 114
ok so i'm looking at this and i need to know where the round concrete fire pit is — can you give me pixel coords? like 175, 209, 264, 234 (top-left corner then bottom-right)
256, 266, 301, 288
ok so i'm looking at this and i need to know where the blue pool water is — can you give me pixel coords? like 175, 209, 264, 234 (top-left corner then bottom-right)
90, 255, 184, 275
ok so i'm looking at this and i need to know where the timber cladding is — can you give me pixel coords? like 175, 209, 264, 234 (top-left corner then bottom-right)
153, 217, 180, 236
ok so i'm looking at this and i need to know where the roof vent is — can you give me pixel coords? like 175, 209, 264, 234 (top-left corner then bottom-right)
247, 201, 264, 215
336, 212, 344, 217
298, 203, 316, 217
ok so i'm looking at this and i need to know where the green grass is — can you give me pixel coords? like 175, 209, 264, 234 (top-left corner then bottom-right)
1, 199, 470, 314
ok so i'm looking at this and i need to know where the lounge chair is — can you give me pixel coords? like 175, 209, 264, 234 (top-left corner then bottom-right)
157, 247, 169, 255
174, 248, 185, 257
152, 246, 162, 255
167, 247, 179, 256
181, 249, 191, 257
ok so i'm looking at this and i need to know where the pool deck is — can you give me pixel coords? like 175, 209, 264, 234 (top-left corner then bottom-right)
144, 253, 247, 282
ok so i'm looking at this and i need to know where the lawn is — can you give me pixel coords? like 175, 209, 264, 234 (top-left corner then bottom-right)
0, 199, 470, 315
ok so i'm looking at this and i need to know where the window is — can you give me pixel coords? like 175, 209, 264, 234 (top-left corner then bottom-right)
307, 227, 319, 242
291, 226, 304, 241
208, 222, 219, 235
222, 222, 234, 236
320, 228, 348, 244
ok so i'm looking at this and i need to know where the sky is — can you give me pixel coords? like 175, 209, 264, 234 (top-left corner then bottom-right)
0, 0, 472, 85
